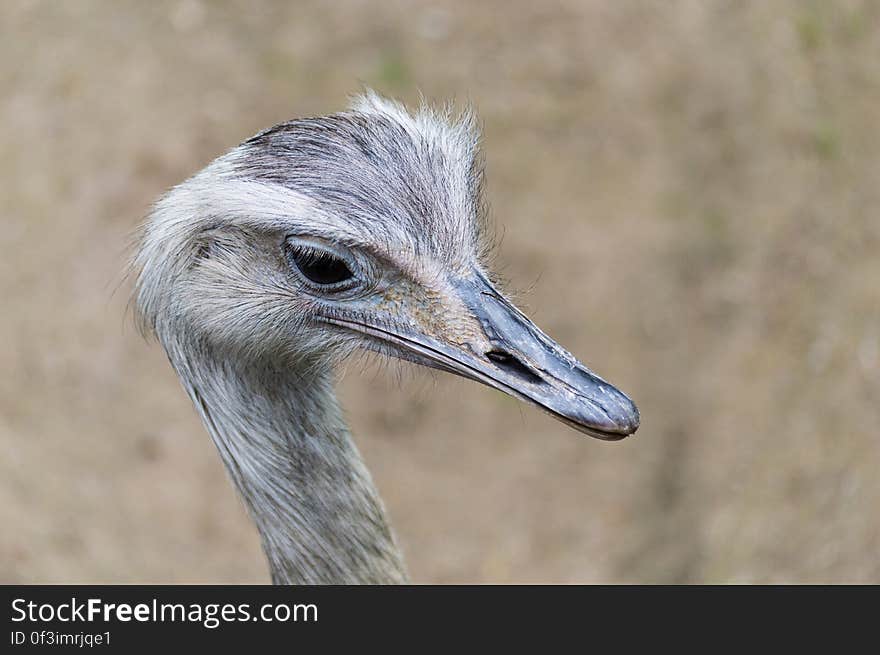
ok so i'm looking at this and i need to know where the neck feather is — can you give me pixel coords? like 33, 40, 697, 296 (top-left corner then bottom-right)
167, 337, 408, 584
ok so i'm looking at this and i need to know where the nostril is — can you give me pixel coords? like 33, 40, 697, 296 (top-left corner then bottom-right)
485, 350, 543, 385
485, 350, 511, 363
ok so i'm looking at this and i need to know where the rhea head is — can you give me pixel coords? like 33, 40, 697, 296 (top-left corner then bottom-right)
134, 92, 639, 440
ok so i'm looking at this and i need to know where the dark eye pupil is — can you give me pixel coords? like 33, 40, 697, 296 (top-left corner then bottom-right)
289, 247, 353, 285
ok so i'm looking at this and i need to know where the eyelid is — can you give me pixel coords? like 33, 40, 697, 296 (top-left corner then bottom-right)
286, 242, 343, 265
286, 235, 360, 267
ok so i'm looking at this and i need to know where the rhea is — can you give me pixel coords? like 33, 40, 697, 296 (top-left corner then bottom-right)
133, 93, 639, 584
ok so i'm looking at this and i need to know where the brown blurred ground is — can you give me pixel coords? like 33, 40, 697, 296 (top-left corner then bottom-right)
1, 0, 878, 583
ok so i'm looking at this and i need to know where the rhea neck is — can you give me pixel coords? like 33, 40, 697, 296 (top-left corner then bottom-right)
166, 333, 408, 584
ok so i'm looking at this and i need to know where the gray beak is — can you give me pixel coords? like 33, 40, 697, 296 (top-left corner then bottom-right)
448, 273, 640, 440
324, 271, 639, 440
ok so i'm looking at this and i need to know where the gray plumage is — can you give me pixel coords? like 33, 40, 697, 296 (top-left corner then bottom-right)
133, 92, 639, 584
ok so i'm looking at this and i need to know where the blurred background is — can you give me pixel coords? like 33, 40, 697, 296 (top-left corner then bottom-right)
2, 0, 878, 583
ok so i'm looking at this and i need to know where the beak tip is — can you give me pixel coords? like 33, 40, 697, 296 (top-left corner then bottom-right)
590, 392, 640, 439
615, 396, 641, 436
623, 401, 640, 433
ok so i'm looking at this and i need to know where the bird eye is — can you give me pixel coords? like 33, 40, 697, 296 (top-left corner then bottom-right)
286, 244, 354, 287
